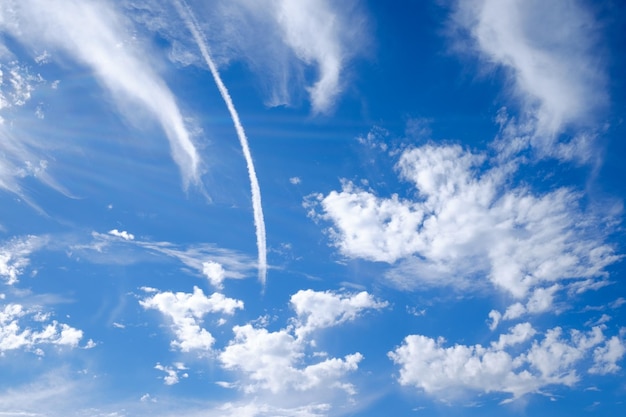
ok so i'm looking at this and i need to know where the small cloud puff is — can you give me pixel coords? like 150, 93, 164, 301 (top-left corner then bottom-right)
108, 229, 134, 241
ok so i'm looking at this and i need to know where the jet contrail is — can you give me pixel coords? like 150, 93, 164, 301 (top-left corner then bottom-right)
173, 0, 267, 285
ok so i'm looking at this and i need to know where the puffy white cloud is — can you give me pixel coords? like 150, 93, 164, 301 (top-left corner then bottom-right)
290, 289, 388, 338
498, 285, 561, 323
313, 144, 619, 306
108, 229, 134, 241
219, 289, 383, 396
589, 335, 626, 375
0, 303, 84, 353
389, 324, 623, 401
491, 322, 535, 350
488, 310, 501, 331
220, 324, 362, 394
140, 286, 243, 352
202, 261, 226, 288
449, 0, 606, 136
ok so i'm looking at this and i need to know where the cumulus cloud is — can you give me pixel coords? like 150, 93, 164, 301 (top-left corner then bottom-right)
219, 289, 384, 395
449, 0, 606, 136
108, 229, 135, 241
1, 0, 201, 187
221, 324, 362, 394
140, 286, 243, 352
389, 324, 625, 402
202, 261, 226, 288
497, 285, 561, 324
0, 303, 84, 353
312, 144, 618, 305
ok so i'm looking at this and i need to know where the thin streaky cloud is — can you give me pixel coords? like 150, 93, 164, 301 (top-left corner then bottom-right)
0, 0, 201, 188
173, 0, 267, 285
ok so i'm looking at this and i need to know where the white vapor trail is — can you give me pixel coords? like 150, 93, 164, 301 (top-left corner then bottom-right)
173, 0, 267, 285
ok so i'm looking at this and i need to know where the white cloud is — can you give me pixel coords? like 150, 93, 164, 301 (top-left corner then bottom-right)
491, 322, 535, 350
78, 232, 257, 283
273, 0, 349, 113
389, 324, 623, 402
202, 261, 226, 288
129, 0, 367, 113
107, 229, 135, 241
449, 0, 606, 136
589, 335, 626, 375
487, 310, 501, 331
1, 0, 201, 187
139, 241, 256, 283
289, 177, 301, 185
0, 235, 47, 285
290, 289, 388, 338
0, 303, 84, 353
220, 324, 362, 394
140, 286, 243, 352
218, 289, 383, 396
313, 144, 619, 305
155, 362, 189, 385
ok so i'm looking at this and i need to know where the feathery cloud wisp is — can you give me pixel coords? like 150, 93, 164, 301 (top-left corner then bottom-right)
449, 0, 606, 137
0, 0, 201, 187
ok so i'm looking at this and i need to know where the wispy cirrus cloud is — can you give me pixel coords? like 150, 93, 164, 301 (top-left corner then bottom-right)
449, 0, 608, 160
1, 0, 201, 188
450, 0, 606, 131
219, 289, 385, 396
128, 0, 368, 114
0, 235, 48, 285
74, 231, 257, 286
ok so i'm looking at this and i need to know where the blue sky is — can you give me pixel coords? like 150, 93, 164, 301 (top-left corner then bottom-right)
1, 0, 625, 416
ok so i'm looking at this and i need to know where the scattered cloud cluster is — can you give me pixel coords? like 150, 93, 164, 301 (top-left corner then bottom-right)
389, 323, 625, 402
155, 362, 189, 385
219, 289, 386, 395
312, 143, 619, 304
140, 286, 243, 352
0, 302, 84, 354
290, 289, 388, 338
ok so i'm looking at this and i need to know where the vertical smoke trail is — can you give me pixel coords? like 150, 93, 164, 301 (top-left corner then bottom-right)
173, 0, 267, 285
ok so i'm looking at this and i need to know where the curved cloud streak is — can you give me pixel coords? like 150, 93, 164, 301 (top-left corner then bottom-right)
450, 0, 607, 136
173, 0, 267, 285
1, 0, 201, 187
